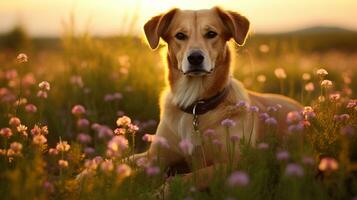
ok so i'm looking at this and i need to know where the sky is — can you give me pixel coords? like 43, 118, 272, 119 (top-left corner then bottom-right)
0, 0, 356, 37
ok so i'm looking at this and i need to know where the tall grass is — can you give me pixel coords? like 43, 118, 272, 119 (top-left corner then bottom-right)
0, 22, 356, 199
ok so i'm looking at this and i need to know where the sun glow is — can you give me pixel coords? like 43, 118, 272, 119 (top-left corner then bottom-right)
0, 0, 356, 36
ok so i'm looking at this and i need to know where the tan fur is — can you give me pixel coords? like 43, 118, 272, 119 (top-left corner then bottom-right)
138, 7, 302, 191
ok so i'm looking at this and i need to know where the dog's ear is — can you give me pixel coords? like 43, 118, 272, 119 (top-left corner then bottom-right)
214, 7, 250, 46
144, 8, 177, 49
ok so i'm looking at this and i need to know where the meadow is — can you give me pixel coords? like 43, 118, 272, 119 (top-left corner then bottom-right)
0, 24, 356, 199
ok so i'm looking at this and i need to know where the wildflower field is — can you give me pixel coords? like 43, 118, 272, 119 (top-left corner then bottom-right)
0, 24, 357, 200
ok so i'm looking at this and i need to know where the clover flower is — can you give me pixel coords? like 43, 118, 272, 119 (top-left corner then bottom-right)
304, 82, 315, 92
302, 73, 311, 81
227, 171, 250, 187
116, 116, 132, 127
285, 163, 304, 177
257, 74, 267, 83
257, 142, 269, 150
329, 93, 341, 102
203, 129, 216, 138
0, 128, 12, 138
179, 138, 194, 155
265, 117, 277, 126
76, 133, 92, 144
274, 68, 287, 79
318, 157, 338, 172
316, 68, 328, 77
321, 80, 333, 88
146, 166, 160, 176
38, 81, 50, 91
71, 105, 86, 116
100, 159, 114, 172
116, 164, 132, 179
221, 118, 236, 127
9, 117, 21, 127
230, 135, 240, 142
25, 104, 37, 113
58, 159, 69, 168
16, 53, 28, 63
286, 111, 302, 124
77, 118, 90, 128
56, 141, 70, 152
33, 134, 47, 145
276, 150, 290, 161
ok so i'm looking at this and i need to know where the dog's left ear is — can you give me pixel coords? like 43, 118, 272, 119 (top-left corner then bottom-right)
214, 7, 250, 46
144, 8, 178, 49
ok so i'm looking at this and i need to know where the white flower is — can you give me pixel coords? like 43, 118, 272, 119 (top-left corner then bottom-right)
257, 75, 266, 83
321, 80, 333, 88
302, 73, 311, 81
274, 68, 287, 79
316, 68, 328, 76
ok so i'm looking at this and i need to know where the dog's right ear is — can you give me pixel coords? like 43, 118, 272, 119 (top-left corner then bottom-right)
214, 7, 250, 46
144, 8, 178, 49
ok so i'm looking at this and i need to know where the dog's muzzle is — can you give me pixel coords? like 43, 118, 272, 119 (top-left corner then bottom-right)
183, 50, 211, 76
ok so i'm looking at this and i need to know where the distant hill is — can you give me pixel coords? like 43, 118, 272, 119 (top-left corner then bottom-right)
1, 26, 357, 52
248, 26, 357, 52
284, 26, 357, 35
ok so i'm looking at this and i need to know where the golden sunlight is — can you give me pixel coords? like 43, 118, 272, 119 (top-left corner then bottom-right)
0, 0, 356, 36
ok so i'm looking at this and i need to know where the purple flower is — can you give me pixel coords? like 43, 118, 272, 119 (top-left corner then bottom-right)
221, 119, 236, 127
302, 156, 315, 165
146, 166, 160, 176
288, 124, 304, 133
230, 135, 240, 142
259, 112, 270, 121
346, 99, 356, 108
249, 106, 259, 113
212, 139, 223, 147
285, 163, 304, 177
340, 125, 354, 136
227, 171, 250, 187
265, 117, 277, 126
340, 114, 350, 121
257, 142, 269, 150
104, 94, 114, 102
286, 111, 302, 124
203, 129, 216, 138
302, 106, 316, 120
142, 134, 154, 142
179, 138, 194, 155
334, 114, 350, 122
84, 147, 95, 155
77, 133, 92, 144
77, 118, 90, 128
97, 125, 114, 138
236, 100, 248, 112
152, 135, 169, 149
276, 150, 290, 161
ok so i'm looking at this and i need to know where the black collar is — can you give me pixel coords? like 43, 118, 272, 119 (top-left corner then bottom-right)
179, 87, 229, 115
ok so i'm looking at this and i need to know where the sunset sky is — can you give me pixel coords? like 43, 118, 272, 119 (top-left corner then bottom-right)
0, 0, 356, 37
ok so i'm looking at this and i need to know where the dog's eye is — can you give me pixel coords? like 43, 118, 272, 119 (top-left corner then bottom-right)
175, 32, 187, 40
205, 31, 217, 39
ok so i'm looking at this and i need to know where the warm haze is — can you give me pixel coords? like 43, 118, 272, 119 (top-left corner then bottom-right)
0, 0, 357, 37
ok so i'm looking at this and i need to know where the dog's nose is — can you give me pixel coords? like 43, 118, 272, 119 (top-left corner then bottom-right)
187, 51, 204, 66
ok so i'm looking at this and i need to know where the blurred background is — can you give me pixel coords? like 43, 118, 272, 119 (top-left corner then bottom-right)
0, 0, 356, 144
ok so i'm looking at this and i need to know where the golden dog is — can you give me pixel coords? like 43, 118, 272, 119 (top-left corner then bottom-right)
135, 7, 302, 190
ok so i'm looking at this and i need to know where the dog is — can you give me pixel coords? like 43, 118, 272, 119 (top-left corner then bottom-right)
134, 6, 302, 191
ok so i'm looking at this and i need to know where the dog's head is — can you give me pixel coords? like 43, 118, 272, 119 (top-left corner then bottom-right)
144, 7, 250, 77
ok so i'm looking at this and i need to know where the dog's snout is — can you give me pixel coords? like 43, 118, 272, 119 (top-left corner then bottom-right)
187, 51, 204, 66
